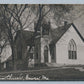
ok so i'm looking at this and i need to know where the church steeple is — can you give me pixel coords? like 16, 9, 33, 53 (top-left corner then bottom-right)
34, 19, 51, 38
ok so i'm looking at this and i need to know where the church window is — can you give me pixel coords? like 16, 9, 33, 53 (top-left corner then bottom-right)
4, 62, 6, 69
42, 23, 50, 35
68, 39, 77, 59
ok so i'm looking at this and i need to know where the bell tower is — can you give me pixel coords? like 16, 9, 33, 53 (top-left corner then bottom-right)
40, 20, 51, 63
41, 20, 50, 37
34, 19, 51, 64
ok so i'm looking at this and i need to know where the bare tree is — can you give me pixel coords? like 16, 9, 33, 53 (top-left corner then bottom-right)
0, 4, 74, 70
0, 4, 33, 70
0, 19, 9, 55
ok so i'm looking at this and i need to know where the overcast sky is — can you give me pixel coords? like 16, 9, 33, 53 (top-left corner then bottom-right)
73, 5, 84, 37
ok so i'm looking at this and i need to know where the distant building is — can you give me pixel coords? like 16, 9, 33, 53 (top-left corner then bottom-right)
0, 45, 12, 70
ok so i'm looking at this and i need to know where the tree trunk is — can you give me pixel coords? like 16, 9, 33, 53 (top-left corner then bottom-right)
11, 44, 17, 70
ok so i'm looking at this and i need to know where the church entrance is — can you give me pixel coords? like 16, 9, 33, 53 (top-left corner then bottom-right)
44, 46, 48, 63
49, 43, 56, 63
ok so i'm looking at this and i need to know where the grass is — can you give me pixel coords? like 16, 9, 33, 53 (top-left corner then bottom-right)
27, 68, 84, 80
0, 67, 84, 80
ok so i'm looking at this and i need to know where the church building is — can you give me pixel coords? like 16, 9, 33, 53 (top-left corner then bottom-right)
15, 21, 84, 68
1, 21, 84, 69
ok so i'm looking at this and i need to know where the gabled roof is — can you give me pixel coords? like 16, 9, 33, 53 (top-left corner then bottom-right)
72, 23, 84, 42
50, 23, 84, 44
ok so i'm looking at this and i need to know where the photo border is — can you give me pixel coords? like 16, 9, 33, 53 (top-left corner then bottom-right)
0, 0, 84, 84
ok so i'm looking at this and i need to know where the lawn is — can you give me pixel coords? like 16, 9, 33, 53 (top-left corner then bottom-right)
0, 67, 84, 80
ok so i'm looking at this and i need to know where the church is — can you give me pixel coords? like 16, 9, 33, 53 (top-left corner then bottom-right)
26, 21, 84, 67
1, 20, 84, 70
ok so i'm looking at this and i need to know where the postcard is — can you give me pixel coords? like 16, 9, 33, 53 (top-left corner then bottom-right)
0, 0, 84, 83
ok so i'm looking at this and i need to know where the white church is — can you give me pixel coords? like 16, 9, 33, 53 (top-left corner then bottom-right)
1, 18, 84, 69
36, 22, 84, 66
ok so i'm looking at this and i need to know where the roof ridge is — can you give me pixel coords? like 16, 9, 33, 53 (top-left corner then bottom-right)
72, 23, 84, 42
50, 23, 84, 45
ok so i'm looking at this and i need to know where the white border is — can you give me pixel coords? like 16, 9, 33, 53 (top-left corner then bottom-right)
0, 0, 84, 84
0, 0, 84, 4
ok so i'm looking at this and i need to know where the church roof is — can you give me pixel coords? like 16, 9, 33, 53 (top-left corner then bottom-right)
15, 23, 84, 45
50, 23, 84, 44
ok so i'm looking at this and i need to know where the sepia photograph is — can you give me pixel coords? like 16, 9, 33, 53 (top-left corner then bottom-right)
0, 4, 84, 81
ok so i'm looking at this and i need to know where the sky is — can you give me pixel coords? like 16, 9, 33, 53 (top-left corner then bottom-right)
73, 5, 84, 37
74, 15, 84, 38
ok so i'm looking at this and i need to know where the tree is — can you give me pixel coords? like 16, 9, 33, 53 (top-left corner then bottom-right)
0, 4, 33, 70
0, 4, 74, 70
0, 18, 9, 55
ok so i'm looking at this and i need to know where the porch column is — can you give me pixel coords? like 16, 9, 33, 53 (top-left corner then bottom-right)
40, 44, 44, 63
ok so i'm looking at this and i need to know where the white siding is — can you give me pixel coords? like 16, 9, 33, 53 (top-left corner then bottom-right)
56, 25, 84, 65
41, 37, 51, 63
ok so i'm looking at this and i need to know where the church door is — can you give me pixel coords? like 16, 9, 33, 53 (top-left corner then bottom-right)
44, 46, 48, 63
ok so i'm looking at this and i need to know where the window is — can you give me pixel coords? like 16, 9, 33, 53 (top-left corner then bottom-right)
27, 46, 34, 53
42, 29, 49, 35
68, 39, 77, 59
42, 23, 50, 35
30, 53, 33, 59
27, 53, 33, 59
4, 62, 6, 69
30, 47, 34, 53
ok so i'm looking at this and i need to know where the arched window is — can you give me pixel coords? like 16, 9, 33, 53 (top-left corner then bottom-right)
68, 39, 77, 59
